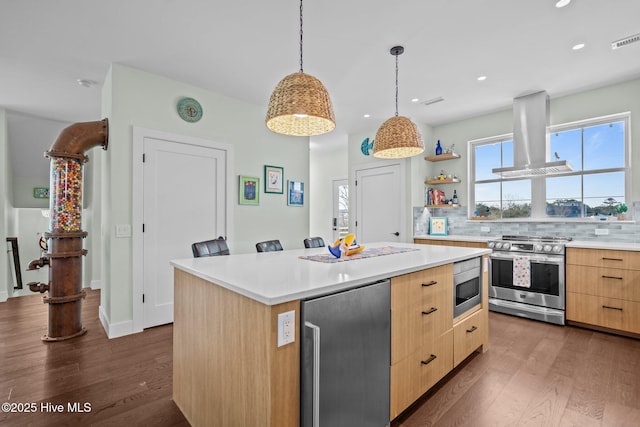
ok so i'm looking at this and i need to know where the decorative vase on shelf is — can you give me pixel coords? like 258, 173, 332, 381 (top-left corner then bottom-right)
435, 140, 442, 155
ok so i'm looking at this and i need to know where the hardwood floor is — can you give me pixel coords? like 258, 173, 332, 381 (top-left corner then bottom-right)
0, 290, 188, 427
393, 312, 640, 427
1, 290, 639, 426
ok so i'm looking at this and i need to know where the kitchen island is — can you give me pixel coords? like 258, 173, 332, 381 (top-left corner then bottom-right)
170, 242, 491, 427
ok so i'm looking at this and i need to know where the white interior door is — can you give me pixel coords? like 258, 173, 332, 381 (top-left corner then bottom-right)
142, 137, 226, 328
355, 163, 404, 244
331, 179, 349, 242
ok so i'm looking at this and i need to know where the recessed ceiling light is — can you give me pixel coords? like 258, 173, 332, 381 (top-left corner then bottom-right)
572, 43, 585, 50
411, 98, 419, 103
363, 114, 371, 118
477, 76, 487, 81
556, 0, 571, 8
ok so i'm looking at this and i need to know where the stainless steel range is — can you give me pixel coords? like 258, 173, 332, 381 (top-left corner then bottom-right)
487, 235, 571, 325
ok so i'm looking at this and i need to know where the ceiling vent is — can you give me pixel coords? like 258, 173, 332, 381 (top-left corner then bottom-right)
612, 33, 640, 50
422, 96, 444, 106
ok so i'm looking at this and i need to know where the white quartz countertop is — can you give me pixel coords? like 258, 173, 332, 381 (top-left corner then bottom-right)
413, 234, 492, 243
413, 235, 640, 251
171, 242, 490, 306
566, 240, 640, 251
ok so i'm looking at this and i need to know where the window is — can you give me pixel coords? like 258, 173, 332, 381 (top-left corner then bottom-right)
470, 113, 629, 220
472, 137, 532, 219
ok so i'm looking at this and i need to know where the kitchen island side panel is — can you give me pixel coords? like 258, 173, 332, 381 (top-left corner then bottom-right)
173, 269, 300, 427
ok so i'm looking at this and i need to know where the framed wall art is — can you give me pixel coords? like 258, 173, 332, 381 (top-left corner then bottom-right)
287, 180, 304, 206
33, 187, 49, 199
239, 175, 259, 205
429, 217, 448, 236
264, 165, 284, 194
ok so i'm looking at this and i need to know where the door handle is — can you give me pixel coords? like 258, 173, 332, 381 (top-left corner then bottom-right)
305, 321, 320, 427
466, 325, 478, 333
422, 307, 438, 316
392, 232, 400, 236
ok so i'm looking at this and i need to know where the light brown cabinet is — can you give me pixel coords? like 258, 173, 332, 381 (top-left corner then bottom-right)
453, 309, 487, 367
390, 259, 490, 419
390, 264, 453, 419
566, 247, 640, 336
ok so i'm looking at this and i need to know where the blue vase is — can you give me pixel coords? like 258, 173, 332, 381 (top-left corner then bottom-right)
435, 140, 442, 155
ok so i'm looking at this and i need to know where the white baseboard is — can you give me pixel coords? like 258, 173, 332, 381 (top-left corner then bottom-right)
89, 279, 101, 290
99, 305, 136, 339
0, 291, 7, 303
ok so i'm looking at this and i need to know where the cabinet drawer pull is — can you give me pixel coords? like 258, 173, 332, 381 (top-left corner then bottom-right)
466, 325, 478, 333
602, 305, 623, 311
421, 354, 437, 366
602, 275, 623, 280
602, 257, 623, 262
421, 307, 438, 316
422, 281, 437, 287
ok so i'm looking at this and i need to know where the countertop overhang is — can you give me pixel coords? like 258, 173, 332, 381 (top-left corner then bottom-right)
171, 242, 491, 306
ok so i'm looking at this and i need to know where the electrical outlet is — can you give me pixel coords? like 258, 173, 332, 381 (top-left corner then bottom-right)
595, 228, 609, 235
480, 226, 491, 233
277, 310, 295, 347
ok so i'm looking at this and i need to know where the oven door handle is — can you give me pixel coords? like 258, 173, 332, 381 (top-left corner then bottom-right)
490, 253, 564, 265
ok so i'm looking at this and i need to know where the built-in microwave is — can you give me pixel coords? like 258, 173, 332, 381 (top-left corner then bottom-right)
453, 257, 482, 317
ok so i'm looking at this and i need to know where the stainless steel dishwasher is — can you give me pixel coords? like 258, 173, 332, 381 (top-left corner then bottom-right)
301, 280, 391, 427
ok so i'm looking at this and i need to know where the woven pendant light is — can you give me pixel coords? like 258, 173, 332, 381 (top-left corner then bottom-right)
266, 0, 335, 136
373, 46, 424, 159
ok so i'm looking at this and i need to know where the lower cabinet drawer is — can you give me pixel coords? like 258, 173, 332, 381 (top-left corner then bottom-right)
390, 350, 423, 420
566, 265, 640, 302
567, 292, 640, 334
421, 329, 453, 392
453, 309, 486, 367
390, 329, 453, 420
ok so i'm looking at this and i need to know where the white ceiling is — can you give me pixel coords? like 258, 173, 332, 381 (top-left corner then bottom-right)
2, 0, 640, 151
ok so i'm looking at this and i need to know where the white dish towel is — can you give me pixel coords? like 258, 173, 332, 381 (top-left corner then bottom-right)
513, 255, 531, 288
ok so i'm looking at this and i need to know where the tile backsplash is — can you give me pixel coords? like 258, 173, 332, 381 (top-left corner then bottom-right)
414, 202, 640, 242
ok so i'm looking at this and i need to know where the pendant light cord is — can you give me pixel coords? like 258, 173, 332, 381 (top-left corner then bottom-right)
299, 0, 304, 73
395, 53, 399, 117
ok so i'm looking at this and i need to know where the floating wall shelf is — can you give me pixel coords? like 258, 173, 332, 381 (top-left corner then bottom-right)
424, 153, 461, 162
425, 178, 461, 185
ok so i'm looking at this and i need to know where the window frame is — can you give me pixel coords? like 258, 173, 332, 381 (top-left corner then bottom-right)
467, 112, 631, 220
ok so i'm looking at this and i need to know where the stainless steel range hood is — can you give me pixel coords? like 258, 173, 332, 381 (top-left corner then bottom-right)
492, 91, 573, 178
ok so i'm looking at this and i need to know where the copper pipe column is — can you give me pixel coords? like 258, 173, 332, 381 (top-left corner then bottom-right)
38, 119, 108, 341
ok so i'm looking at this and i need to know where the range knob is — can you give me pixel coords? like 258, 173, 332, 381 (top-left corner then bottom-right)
495, 242, 503, 249
543, 244, 552, 252
552, 245, 563, 253
534, 244, 543, 252
503, 243, 511, 250
488, 241, 495, 249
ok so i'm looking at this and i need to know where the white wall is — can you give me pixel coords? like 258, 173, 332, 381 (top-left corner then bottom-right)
100, 64, 310, 331
7, 112, 69, 208
424, 78, 640, 209
309, 143, 348, 242
0, 109, 10, 301
12, 209, 49, 291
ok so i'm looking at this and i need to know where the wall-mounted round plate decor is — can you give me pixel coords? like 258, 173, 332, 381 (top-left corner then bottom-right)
177, 97, 203, 122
